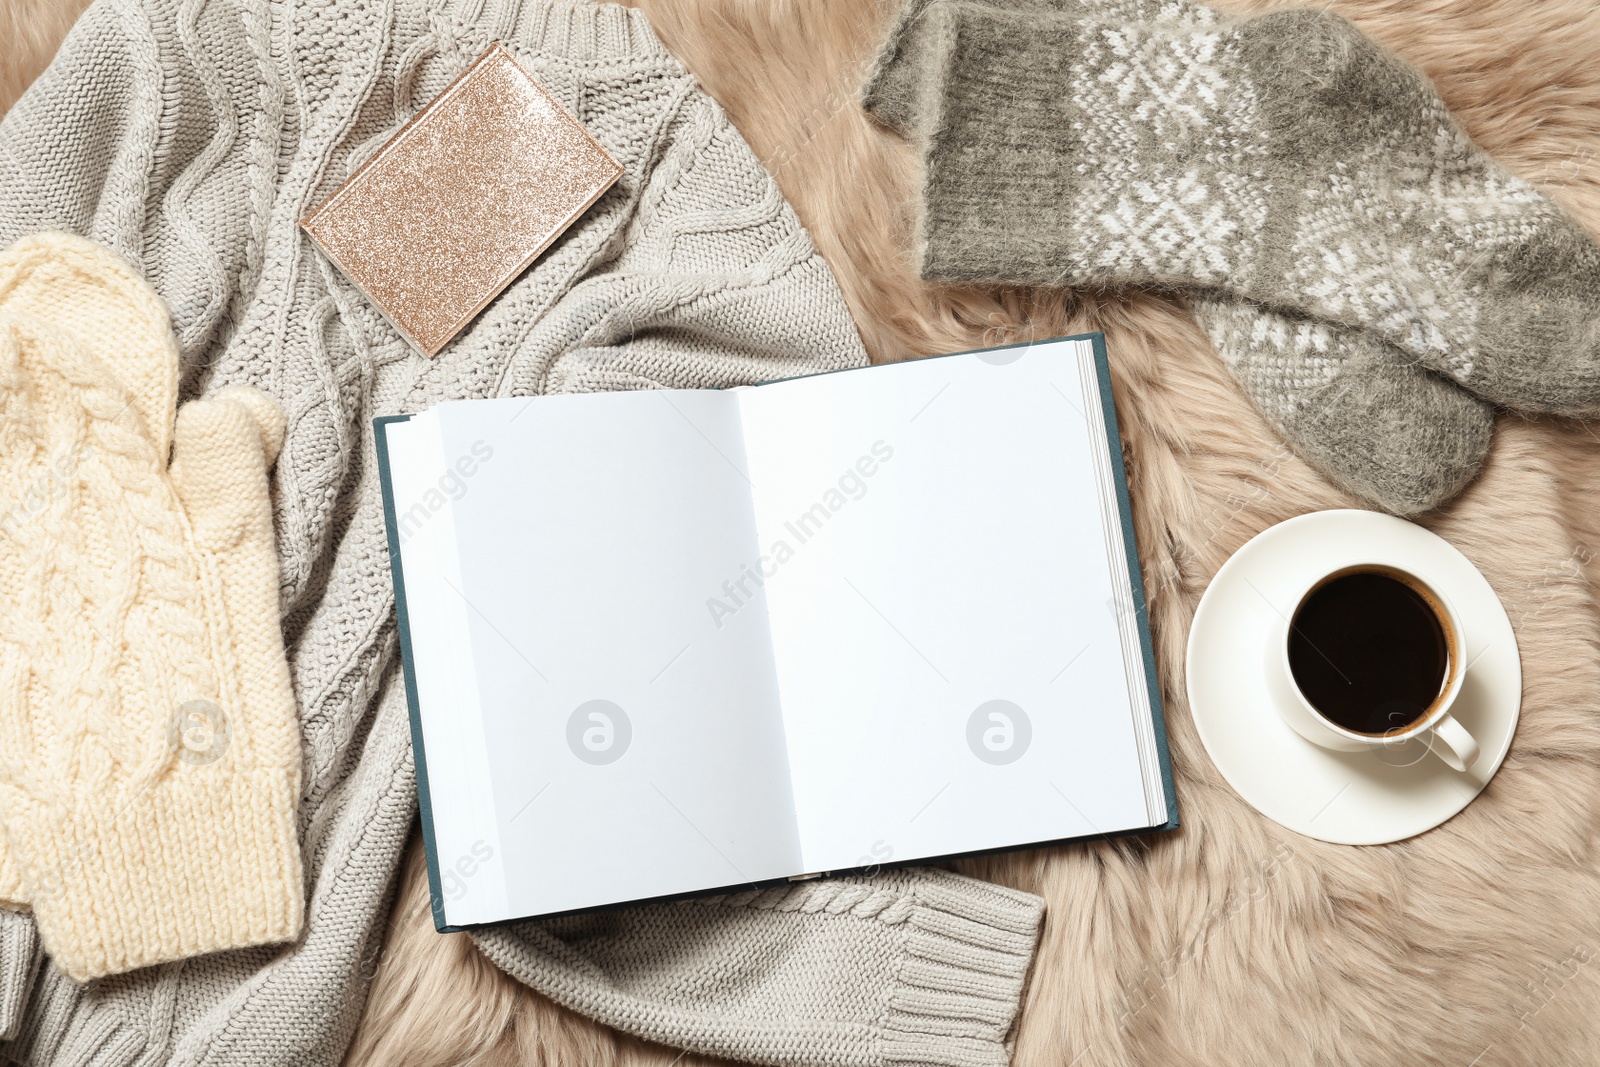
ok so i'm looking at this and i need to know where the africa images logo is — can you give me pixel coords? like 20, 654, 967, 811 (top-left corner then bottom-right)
566, 699, 632, 765
170, 698, 230, 765
966, 700, 1032, 765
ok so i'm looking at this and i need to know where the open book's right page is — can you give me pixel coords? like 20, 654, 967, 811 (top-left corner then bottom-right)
738, 336, 1169, 874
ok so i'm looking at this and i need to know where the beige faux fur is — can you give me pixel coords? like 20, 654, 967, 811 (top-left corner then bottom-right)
11, 0, 1600, 1064
0, 0, 87, 117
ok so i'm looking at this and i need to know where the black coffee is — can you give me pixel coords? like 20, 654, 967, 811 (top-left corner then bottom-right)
1287, 569, 1452, 735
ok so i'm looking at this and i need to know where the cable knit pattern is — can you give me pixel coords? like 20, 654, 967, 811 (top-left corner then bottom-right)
0, 234, 302, 983
0, 0, 1043, 1063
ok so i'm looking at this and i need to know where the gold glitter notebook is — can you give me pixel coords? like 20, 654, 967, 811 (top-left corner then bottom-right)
301, 43, 622, 357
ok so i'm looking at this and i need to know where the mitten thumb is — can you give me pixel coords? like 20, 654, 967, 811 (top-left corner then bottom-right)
165, 385, 298, 782
168, 386, 284, 553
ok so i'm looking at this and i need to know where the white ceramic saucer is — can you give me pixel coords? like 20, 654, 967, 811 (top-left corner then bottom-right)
1186, 509, 1521, 845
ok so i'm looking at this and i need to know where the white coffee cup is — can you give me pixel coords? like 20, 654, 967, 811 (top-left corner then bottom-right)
1265, 561, 1480, 772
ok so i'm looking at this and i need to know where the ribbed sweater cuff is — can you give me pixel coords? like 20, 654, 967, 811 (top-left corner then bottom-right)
9, 770, 304, 982
0, 907, 40, 1042
884, 872, 1043, 1067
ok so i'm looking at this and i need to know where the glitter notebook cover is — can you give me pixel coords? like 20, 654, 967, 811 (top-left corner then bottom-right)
301, 43, 622, 357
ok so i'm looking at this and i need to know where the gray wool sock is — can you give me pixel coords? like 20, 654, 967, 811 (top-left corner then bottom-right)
864, 0, 1496, 515
1193, 295, 1490, 514
865, 0, 1600, 417
862, 0, 1218, 136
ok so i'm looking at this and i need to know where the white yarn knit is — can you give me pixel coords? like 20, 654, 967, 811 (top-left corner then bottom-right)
0, 0, 1045, 1064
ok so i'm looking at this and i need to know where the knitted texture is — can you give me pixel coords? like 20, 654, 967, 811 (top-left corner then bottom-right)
0, 908, 36, 1042
480, 870, 1044, 1067
859, 0, 1600, 514
0, 0, 1042, 1063
0, 233, 302, 982
1190, 292, 1490, 518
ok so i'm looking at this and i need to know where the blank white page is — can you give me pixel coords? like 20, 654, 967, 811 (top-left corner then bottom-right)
387, 411, 510, 925
738, 338, 1161, 873
418, 392, 801, 921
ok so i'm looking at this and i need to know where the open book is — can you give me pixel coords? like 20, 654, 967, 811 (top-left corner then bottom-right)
377, 333, 1177, 929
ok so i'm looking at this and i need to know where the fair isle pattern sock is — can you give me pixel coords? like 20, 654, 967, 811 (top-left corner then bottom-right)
862, 0, 1219, 138
866, 0, 1600, 416
1192, 294, 1490, 513
863, 0, 1494, 514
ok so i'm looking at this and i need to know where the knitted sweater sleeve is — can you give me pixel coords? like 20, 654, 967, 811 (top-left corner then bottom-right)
0, 909, 38, 1042
476, 870, 1044, 1067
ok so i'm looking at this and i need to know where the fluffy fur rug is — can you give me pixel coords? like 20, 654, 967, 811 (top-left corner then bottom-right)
11, 1, 1600, 1065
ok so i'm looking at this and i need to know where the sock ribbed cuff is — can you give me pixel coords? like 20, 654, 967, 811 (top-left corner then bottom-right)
863, 3, 1289, 290
863, 0, 1225, 136
8, 770, 303, 982
895, 5, 1121, 285
861, 0, 953, 137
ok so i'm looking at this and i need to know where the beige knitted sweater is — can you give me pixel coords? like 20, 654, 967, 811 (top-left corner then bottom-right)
0, 0, 1045, 1064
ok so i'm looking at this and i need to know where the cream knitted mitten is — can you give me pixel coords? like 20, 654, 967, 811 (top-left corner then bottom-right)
861, 0, 1526, 515
0, 234, 303, 981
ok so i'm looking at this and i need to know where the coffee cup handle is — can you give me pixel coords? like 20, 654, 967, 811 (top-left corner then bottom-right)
1428, 712, 1480, 773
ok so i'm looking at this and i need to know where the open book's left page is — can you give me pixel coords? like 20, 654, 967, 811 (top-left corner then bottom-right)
386, 393, 801, 925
